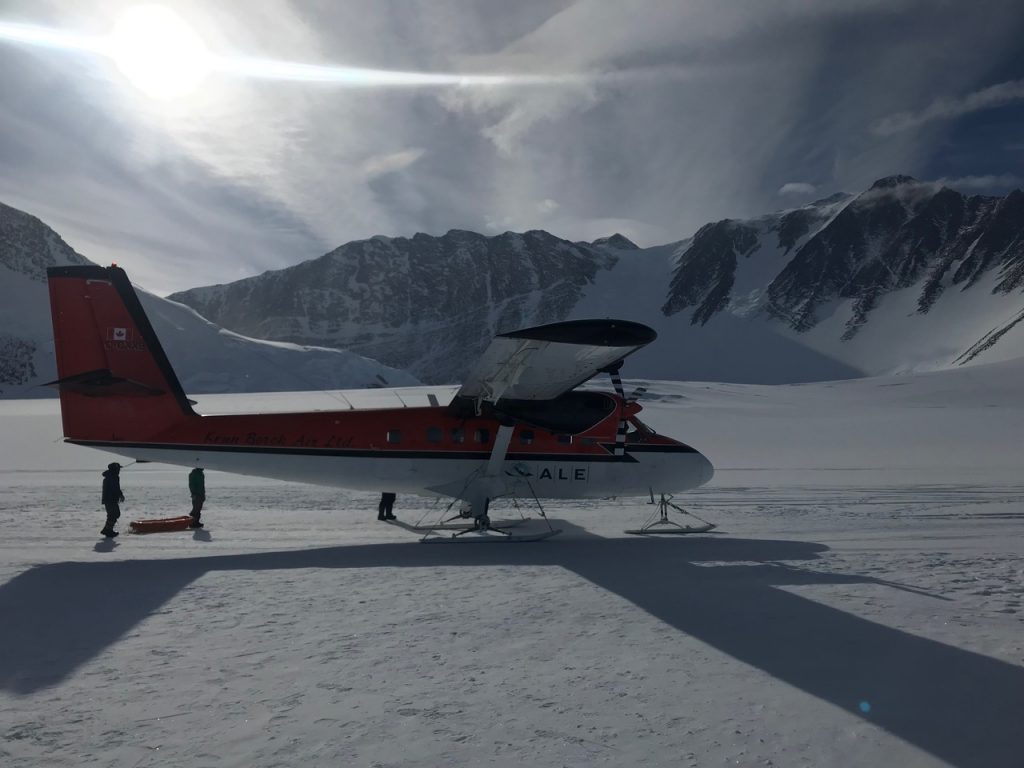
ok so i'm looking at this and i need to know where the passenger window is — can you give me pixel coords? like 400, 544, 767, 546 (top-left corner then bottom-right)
475, 428, 490, 444
581, 437, 597, 445
451, 428, 465, 444
557, 434, 572, 444
519, 429, 535, 445
386, 430, 401, 444
427, 427, 442, 443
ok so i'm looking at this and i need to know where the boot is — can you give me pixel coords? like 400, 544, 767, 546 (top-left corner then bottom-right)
101, 527, 119, 538
188, 516, 204, 529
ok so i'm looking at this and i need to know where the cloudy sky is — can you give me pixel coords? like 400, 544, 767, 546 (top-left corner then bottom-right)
1, 0, 1022, 294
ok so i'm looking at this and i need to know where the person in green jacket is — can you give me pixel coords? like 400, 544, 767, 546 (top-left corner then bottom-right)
189, 468, 206, 528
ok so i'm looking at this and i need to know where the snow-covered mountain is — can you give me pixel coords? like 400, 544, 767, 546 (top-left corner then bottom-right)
7, 175, 1022, 393
170, 229, 615, 383
171, 177, 1024, 384
0, 203, 417, 398
659, 176, 1024, 377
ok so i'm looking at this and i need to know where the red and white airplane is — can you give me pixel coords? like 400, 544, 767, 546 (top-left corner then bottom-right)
47, 265, 714, 533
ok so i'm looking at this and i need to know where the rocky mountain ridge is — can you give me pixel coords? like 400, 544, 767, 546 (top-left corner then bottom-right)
171, 229, 616, 383
172, 175, 1024, 383
4, 173, 1023, 393
766, 179, 1023, 339
0, 203, 416, 397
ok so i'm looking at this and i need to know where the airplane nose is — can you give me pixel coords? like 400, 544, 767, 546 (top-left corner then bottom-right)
695, 450, 715, 486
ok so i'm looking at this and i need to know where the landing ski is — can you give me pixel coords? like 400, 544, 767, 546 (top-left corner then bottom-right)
401, 518, 530, 532
420, 527, 562, 543
624, 523, 715, 535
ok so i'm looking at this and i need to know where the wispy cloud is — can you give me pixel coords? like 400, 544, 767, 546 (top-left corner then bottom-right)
1, 0, 1022, 292
360, 148, 425, 180
872, 79, 1024, 136
778, 182, 817, 196
935, 174, 1023, 192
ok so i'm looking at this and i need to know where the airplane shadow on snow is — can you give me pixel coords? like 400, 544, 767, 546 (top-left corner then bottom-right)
1, 522, 1021, 768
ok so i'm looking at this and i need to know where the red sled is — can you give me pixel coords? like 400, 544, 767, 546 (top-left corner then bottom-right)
129, 515, 194, 534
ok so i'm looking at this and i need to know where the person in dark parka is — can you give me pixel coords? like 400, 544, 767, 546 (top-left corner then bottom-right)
101, 462, 125, 538
188, 468, 206, 528
378, 492, 397, 521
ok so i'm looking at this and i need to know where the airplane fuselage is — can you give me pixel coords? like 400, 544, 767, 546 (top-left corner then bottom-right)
71, 394, 714, 500
47, 265, 715, 512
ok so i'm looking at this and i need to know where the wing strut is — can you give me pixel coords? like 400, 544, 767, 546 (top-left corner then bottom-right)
461, 423, 517, 527
486, 424, 516, 477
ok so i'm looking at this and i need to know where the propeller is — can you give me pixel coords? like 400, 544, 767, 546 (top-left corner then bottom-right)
603, 365, 651, 456
605, 364, 629, 457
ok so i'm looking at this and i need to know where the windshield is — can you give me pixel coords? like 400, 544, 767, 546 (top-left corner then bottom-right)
627, 415, 657, 436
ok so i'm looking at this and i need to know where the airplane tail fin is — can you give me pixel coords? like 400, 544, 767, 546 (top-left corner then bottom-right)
46, 265, 196, 443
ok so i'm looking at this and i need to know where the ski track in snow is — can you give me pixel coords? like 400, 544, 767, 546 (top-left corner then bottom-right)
1, 374, 1023, 768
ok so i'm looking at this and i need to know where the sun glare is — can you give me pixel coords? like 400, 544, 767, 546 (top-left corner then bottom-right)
107, 5, 210, 100
0, 11, 574, 96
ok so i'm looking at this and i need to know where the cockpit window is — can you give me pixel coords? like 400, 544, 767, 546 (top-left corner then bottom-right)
628, 416, 657, 435
494, 391, 616, 434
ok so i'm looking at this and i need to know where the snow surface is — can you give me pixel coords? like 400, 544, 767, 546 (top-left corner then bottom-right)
2, 361, 1023, 767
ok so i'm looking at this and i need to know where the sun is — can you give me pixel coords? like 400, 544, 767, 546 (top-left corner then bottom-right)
107, 4, 210, 100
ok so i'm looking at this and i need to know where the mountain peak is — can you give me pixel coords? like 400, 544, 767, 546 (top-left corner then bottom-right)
592, 233, 639, 250
810, 192, 852, 207
869, 175, 919, 190
0, 200, 91, 281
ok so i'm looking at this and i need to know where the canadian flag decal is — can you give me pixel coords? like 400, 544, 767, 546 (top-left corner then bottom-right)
103, 326, 143, 351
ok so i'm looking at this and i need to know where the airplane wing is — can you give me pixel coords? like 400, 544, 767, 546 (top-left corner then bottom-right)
453, 319, 656, 407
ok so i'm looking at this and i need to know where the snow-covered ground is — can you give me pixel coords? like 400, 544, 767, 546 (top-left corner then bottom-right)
2, 361, 1023, 767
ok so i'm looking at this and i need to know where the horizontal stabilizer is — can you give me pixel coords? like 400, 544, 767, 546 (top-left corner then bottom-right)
45, 368, 166, 397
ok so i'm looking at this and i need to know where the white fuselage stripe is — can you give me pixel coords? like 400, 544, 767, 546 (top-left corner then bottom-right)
86, 443, 714, 500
